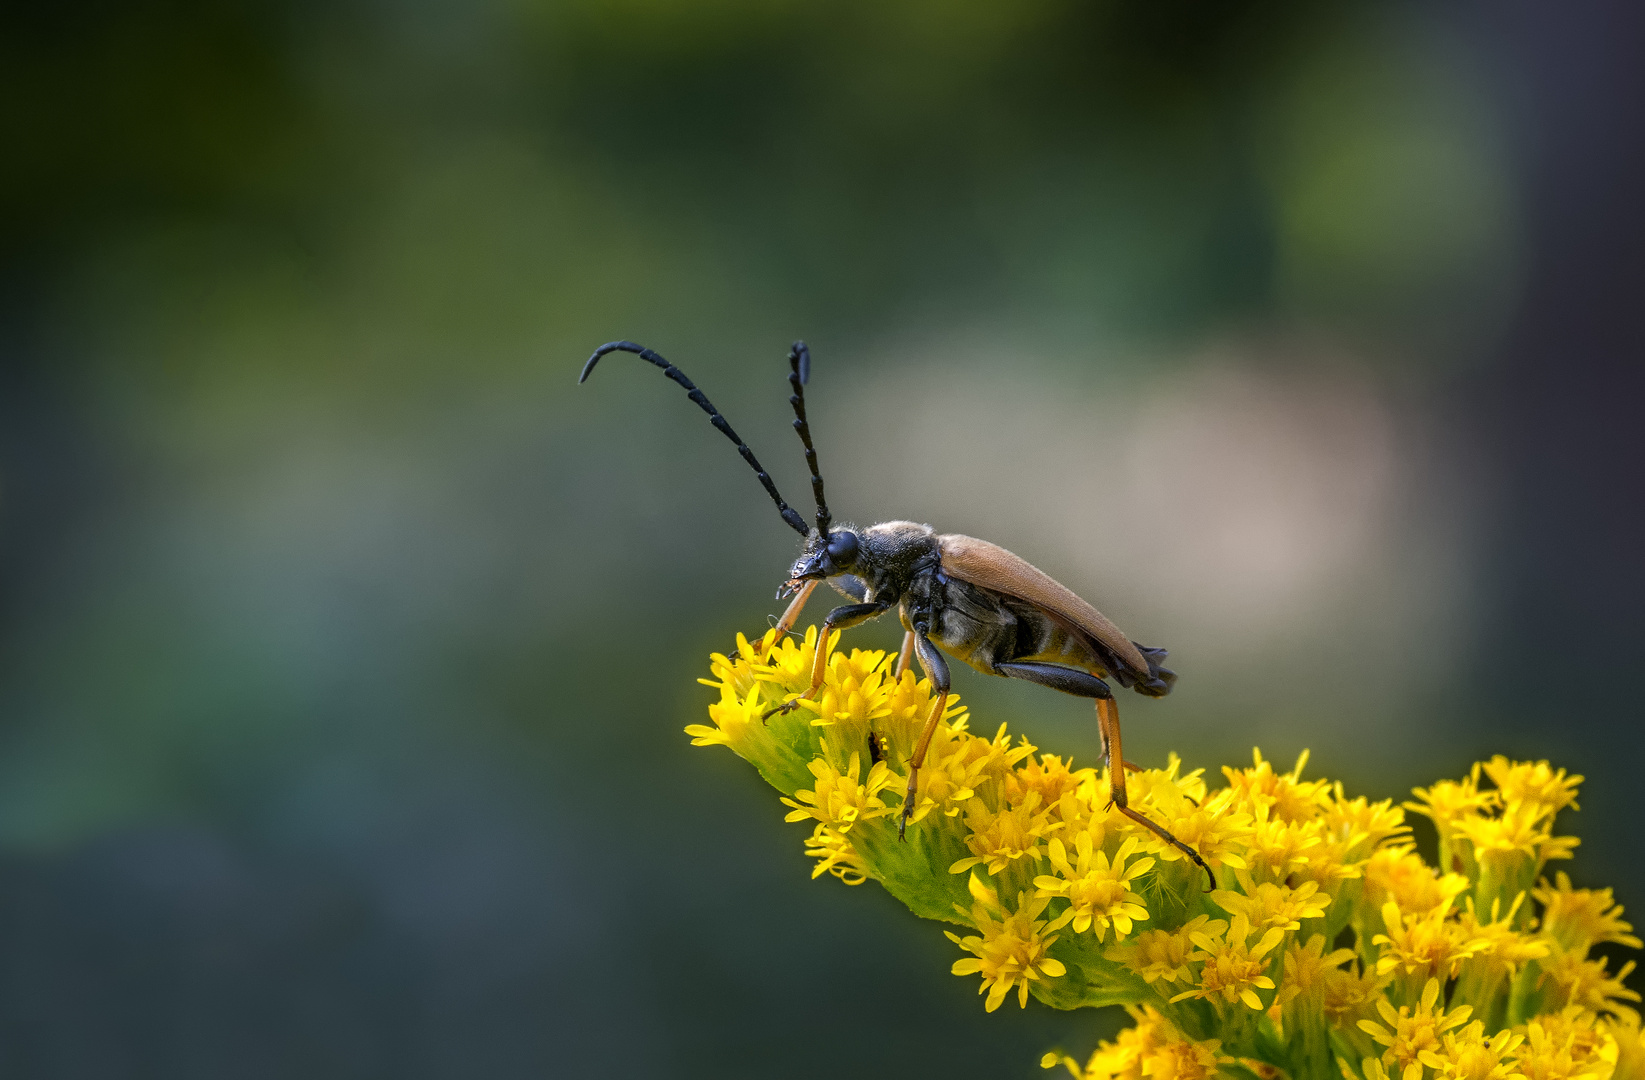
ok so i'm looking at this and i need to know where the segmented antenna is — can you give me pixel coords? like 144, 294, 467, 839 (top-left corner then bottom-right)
787, 341, 831, 538
580, 341, 810, 537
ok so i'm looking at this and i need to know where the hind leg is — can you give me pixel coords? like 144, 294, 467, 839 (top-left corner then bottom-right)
994, 662, 1211, 888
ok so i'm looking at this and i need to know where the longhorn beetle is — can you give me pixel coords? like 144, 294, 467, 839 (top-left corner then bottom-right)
580, 340, 1211, 885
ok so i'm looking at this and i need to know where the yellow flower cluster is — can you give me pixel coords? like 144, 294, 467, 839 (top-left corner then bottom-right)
691, 627, 1640, 1080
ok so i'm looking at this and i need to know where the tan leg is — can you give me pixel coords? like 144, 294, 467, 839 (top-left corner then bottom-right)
898, 690, 948, 839
1097, 697, 1212, 890
895, 630, 915, 678
762, 625, 833, 720
807, 622, 833, 691
761, 600, 890, 721
756, 579, 817, 656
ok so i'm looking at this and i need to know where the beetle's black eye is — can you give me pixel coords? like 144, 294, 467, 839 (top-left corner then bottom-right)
826, 530, 859, 565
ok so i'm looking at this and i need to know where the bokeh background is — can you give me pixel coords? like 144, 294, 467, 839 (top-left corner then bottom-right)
1, 1, 1640, 1076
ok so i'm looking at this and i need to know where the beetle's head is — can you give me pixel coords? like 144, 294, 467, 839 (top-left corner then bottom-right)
781, 525, 860, 595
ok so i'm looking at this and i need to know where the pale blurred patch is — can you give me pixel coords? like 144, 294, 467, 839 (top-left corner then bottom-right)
830, 335, 1479, 740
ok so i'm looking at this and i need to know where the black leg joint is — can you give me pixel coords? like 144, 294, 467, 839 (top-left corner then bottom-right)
911, 630, 950, 693
823, 602, 890, 634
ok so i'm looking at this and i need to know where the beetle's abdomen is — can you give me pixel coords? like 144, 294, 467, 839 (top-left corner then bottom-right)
916, 577, 1105, 678
1002, 600, 1105, 671
904, 572, 1175, 695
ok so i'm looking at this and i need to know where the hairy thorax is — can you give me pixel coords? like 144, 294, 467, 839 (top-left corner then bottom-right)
853, 520, 939, 602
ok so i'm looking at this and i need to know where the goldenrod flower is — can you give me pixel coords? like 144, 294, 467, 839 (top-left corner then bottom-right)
780, 744, 896, 833
1422, 1021, 1526, 1080
900, 713, 983, 824
748, 625, 830, 697
1138, 787, 1254, 872
1538, 950, 1641, 1021
1410, 767, 1497, 835
698, 631, 774, 696
1171, 913, 1285, 1011
1223, 748, 1334, 823
1106, 915, 1226, 987
1483, 757, 1581, 822
1214, 871, 1332, 932
1144, 753, 1211, 797
1374, 899, 1487, 983
1033, 834, 1154, 940
1324, 961, 1391, 1027
1454, 805, 1577, 871
1535, 873, 1642, 952
950, 790, 1063, 876
946, 876, 1067, 1011
963, 721, 1039, 789
1451, 894, 1552, 1019
1275, 933, 1357, 1013
1358, 977, 1475, 1076
688, 664, 767, 749
689, 629, 1638, 1075
1302, 793, 1407, 898
1364, 846, 1471, 920
803, 822, 872, 885
1242, 807, 1324, 882
1042, 1005, 1227, 1080
1607, 1009, 1645, 1080
1455, 895, 1550, 976
1513, 1006, 1617, 1080
1008, 753, 1093, 825
1326, 793, 1410, 855
798, 651, 895, 728
1293, 933, 1357, 990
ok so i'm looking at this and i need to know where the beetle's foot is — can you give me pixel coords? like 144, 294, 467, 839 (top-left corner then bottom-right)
760, 697, 806, 722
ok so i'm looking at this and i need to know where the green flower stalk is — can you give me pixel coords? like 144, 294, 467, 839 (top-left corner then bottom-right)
691, 627, 1642, 1080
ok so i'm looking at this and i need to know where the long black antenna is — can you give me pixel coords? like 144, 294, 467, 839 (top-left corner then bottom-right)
580, 341, 810, 537
787, 341, 831, 538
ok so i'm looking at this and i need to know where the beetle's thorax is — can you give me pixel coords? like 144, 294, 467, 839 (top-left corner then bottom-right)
850, 520, 938, 602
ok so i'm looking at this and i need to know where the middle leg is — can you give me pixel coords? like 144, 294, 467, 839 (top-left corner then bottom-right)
899, 627, 950, 840
895, 630, 915, 678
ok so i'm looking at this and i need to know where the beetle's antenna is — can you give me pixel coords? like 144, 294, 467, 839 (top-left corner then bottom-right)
581, 341, 810, 537
787, 341, 831, 538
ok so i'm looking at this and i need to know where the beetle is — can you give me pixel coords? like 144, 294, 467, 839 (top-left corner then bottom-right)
580, 339, 1210, 882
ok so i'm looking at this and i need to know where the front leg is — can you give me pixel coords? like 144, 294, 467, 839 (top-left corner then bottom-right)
767, 579, 817, 646
762, 601, 889, 719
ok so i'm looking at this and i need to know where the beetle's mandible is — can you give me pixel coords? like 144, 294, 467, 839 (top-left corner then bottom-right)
579, 339, 1211, 886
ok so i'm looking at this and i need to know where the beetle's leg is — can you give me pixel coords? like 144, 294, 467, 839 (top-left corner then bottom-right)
762, 601, 889, 719
1097, 696, 1213, 891
760, 575, 868, 657
994, 661, 1211, 889
992, 662, 1143, 772
894, 630, 915, 679
756, 579, 817, 657
899, 629, 950, 840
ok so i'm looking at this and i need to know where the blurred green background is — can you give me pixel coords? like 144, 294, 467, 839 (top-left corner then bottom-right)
1, 1, 1641, 1076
